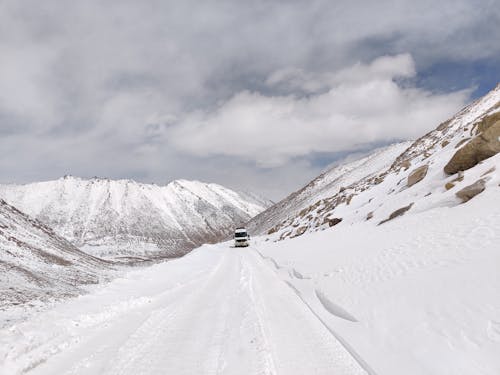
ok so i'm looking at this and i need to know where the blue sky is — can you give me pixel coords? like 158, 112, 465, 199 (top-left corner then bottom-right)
0, 0, 498, 200
417, 59, 500, 99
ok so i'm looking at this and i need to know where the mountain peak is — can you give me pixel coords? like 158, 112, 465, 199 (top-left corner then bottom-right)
0, 177, 272, 260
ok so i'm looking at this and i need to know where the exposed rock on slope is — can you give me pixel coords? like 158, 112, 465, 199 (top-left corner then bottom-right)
247, 142, 411, 235
407, 165, 428, 187
249, 83, 500, 239
0, 178, 272, 260
444, 112, 500, 174
379, 203, 413, 225
455, 179, 487, 202
0, 199, 111, 311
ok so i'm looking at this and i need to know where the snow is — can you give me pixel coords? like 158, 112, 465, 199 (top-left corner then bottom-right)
0, 199, 114, 327
254, 187, 500, 375
1, 80, 499, 375
0, 245, 366, 375
251, 83, 500, 240
1, 186, 499, 374
0, 177, 272, 259
248, 141, 411, 235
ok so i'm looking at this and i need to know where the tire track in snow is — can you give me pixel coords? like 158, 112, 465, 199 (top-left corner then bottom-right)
15, 252, 228, 375
246, 249, 368, 375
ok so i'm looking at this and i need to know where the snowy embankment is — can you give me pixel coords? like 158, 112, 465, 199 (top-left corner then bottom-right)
1, 185, 499, 374
256, 187, 500, 375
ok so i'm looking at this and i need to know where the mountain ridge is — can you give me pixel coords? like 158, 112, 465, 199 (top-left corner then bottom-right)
0, 177, 272, 260
0, 198, 113, 320
248, 83, 500, 239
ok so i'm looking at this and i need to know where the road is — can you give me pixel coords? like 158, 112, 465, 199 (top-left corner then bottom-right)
1, 245, 367, 375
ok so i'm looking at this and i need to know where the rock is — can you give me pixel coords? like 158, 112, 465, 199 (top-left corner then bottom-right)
400, 160, 411, 170
280, 232, 291, 240
325, 217, 342, 227
481, 166, 496, 176
445, 182, 455, 190
455, 138, 470, 149
476, 111, 500, 134
441, 140, 450, 148
407, 165, 429, 187
366, 212, 374, 220
346, 195, 354, 205
444, 114, 500, 175
455, 179, 486, 203
291, 226, 307, 238
267, 226, 279, 235
379, 203, 414, 225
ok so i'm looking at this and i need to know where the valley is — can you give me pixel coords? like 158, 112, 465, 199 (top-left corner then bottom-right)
1, 84, 500, 375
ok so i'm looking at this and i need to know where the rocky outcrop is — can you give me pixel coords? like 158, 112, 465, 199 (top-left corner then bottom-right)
379, 203, 414, 225
407, 165, 429, 187
291, 226, 307, 238
455, 179, 487, 203
444, 113, 500, 175
324, 217, 342, 227
445, 182, 455, 190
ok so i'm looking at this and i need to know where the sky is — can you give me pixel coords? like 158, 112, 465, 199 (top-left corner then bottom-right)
0, 0, 499, 200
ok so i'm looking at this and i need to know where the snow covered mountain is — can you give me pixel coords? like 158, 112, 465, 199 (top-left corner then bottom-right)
249, 83, 500, 239
0, 199, 112, 321
0, 178, 272, 260
247, 141, 411, 235
2, 85, 499, 375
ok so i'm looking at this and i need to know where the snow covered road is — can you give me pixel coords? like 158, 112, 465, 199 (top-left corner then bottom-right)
0, 245, 367, 375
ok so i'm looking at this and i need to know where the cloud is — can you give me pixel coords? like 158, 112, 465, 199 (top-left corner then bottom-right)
164, 55, 470, 167
0, 0, 497, 199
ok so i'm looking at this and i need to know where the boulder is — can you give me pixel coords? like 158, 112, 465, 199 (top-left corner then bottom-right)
291, 226, 307, 238
455, 138, 470, 149
444, 115, 500, 175
366, 211, 374, 220
407, 165, 429, 187
346, 195, 354, 205
379, 203, 414, 225
325, 217, 342, 227
476, 111, 500, 134
455, 179, 486, 203
445, 182, 455, 190
400, 160, 411, 171
481, 166, 496, 176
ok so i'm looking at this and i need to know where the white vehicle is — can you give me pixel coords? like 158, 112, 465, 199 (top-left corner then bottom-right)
234, 227, 250, 247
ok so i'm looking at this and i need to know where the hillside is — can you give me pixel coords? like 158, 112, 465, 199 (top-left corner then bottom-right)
247, 142, 411, 235
249, 83, 500, 239
0, 178, 272, 260
0, 199, 112, 325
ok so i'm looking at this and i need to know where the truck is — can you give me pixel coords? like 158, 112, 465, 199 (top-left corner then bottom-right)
234, 227, 250, 247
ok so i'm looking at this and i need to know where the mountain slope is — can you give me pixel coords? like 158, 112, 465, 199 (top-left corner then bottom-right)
0, 199, 112, 315
247, 141, 411, 235
249, 83, 500, 239
0, 178, 272, 260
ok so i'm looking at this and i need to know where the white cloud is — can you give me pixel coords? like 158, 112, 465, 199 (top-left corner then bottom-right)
165, 55, 469, 167
0, 0, 497, 199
